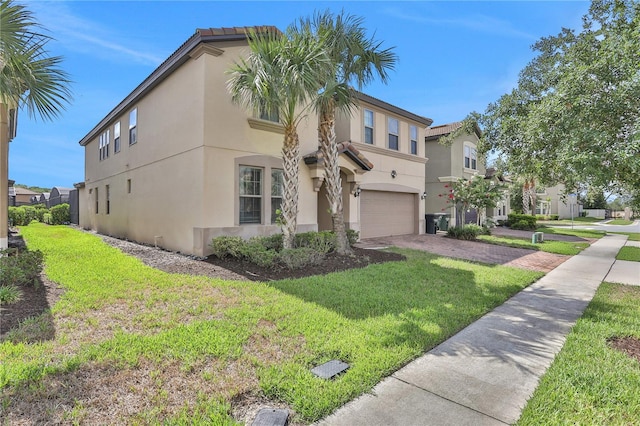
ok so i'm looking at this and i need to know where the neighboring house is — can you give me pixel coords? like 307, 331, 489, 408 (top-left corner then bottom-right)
49, 186, 72, 207
423, 122, 510, 227
8, 185, 39, 206
38, 192, 50, 207
484, 167, 511, 224
535, 184, 581, 219
77, 27, 432, 256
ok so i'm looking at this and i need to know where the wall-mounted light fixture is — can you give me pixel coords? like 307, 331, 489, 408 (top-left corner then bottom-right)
420, 191, 427, 200
353, 186, 362, 197
391, 170, 397, 178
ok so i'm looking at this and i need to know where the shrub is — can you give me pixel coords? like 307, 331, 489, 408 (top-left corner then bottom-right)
294, 231, 336, 254
279, 247, 326, 270
447, 225, 484, 240
346, 229, 359, 245
0, 285, 22, 305
240, 238, 279, 268
258, 234, 283, 252
508, 213, 537, 230
209, 236, 246, 259
0, 249, 44, 286
43, 213, 53, 224
8, 206, 27, 226
50, 203, 70, 225
550, 214, 559, 221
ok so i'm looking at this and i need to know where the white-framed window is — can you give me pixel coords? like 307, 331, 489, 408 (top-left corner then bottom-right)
364, 109, 374, 144
129, 108, 137, 145
114, 122, 121, 153
99, 129, 110, 160
271, 169, 284, 224
239, 166, 262, 224
410, 125, 418, 155
388, 117, 399, 150
464, 145, 477, 170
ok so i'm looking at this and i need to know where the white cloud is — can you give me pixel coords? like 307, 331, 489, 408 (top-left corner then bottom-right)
30, 1, 165, 66
383, 7, 537, 40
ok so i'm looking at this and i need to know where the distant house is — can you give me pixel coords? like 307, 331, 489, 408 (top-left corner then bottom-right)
423, 121, 510, 226
8, 186, 39, 206
49, 186, 72, 207
38, 192, 50, 207
77, 26, 432, 256
535, 184, 581, 219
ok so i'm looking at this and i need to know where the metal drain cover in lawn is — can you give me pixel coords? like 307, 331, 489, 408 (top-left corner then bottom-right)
251, 408, 289, 426
311, 360, 350, 379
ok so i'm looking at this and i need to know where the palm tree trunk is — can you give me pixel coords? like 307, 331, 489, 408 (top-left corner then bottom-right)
522, 180, 531, 215
281, 127, 300, 249
319, 102, 352, 255
0, 104, 9, 250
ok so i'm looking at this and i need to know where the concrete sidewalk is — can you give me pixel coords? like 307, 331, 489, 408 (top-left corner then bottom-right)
317, 233, 629, 426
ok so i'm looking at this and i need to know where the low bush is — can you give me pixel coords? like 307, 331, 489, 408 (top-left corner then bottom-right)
447, 225, 489, 240
508, 213, 537, 230
346, 229, 359, 245
550, 214, 559, 220
294, 231, 335, 254
209, 236, 245, 259
8, 206, 28, 226
50, 203, 70, 225
0, 248, 44, 286
279, 247, 326, 269
0, 285, 22, 305
240, 238, 279, 268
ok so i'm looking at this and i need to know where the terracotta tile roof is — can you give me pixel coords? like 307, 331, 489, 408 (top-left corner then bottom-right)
304, 141, 374, 171
425, 122, 463, 138
356, 92, 433, 126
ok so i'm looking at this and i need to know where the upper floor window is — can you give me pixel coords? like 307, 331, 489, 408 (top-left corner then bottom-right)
271, 169, 284, 224
114, 122, 121, 153
410, 125, 418, 155
239, 166, 262, 224
129, 108, 137, 145
99, 129, 110, 161
464, 145, 477, 170
364, 109, 374, 144
388, 117, 399, 150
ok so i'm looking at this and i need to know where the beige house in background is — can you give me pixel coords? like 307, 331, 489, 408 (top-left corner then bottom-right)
77, 27, 432, 256
535, 184, 580, 219
423, 122, 510, 226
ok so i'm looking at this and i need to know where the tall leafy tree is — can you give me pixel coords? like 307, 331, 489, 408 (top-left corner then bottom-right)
480, 0, 640, 203
0, 0, 71, 248
294, 11, 397, 254
228, 28, 329, 249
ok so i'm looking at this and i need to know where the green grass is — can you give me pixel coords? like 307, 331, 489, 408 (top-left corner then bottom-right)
607, 219, 635, 225
611, 232, 640, 242
517, 283, 640, 425
537, 216, 603, 226
616, 246, 640, 262
536, 226, 606, 240
0, 224, 544, 424
477, 235, 590, 255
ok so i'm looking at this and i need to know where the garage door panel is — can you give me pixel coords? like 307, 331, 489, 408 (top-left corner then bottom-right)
361, 191, 415, 238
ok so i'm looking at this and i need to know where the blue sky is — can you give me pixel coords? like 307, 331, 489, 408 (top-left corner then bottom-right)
12, 0, 590, 188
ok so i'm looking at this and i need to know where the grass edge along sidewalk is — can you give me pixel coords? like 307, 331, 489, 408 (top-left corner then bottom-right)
1, 224, 543, 424
516, 282, 640, 425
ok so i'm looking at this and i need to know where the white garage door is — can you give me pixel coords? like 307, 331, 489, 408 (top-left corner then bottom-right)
360, 191, 415, 238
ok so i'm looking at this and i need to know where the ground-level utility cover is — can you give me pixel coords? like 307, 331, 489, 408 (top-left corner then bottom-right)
311, 360, 350, 379
251, 408, 289, 426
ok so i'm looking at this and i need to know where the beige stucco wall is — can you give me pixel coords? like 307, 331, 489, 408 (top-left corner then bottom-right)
81, 39, 320, 256
424, 133, 486, 223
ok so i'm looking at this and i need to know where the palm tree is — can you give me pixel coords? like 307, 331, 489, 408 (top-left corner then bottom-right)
295, 11, 397, 255
227, 28, 329, 249
1, 0, 71, 249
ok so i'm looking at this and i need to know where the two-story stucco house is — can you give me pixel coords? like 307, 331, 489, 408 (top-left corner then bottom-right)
423, 121, 510, 226
77, 27, 432, 256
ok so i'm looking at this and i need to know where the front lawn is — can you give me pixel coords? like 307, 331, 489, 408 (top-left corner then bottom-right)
0, 224, 543, 424
517, 283, 640, 425
612, 232, 640, 242
536, 226, 606, 240
538, 216, 603, 226
607, 219, 634, 225
616, 246, 640, 262
478, 235, 589, 255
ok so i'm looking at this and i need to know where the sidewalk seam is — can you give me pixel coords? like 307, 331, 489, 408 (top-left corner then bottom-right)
391, 376, 510, 425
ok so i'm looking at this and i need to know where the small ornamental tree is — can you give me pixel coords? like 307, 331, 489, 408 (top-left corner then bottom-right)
440, 175, 505, 226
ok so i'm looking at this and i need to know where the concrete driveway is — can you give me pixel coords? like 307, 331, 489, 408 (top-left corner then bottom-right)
356, 231, 574, 273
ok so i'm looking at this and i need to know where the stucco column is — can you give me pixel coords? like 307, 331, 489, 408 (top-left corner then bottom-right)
0, 104, 9, 249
